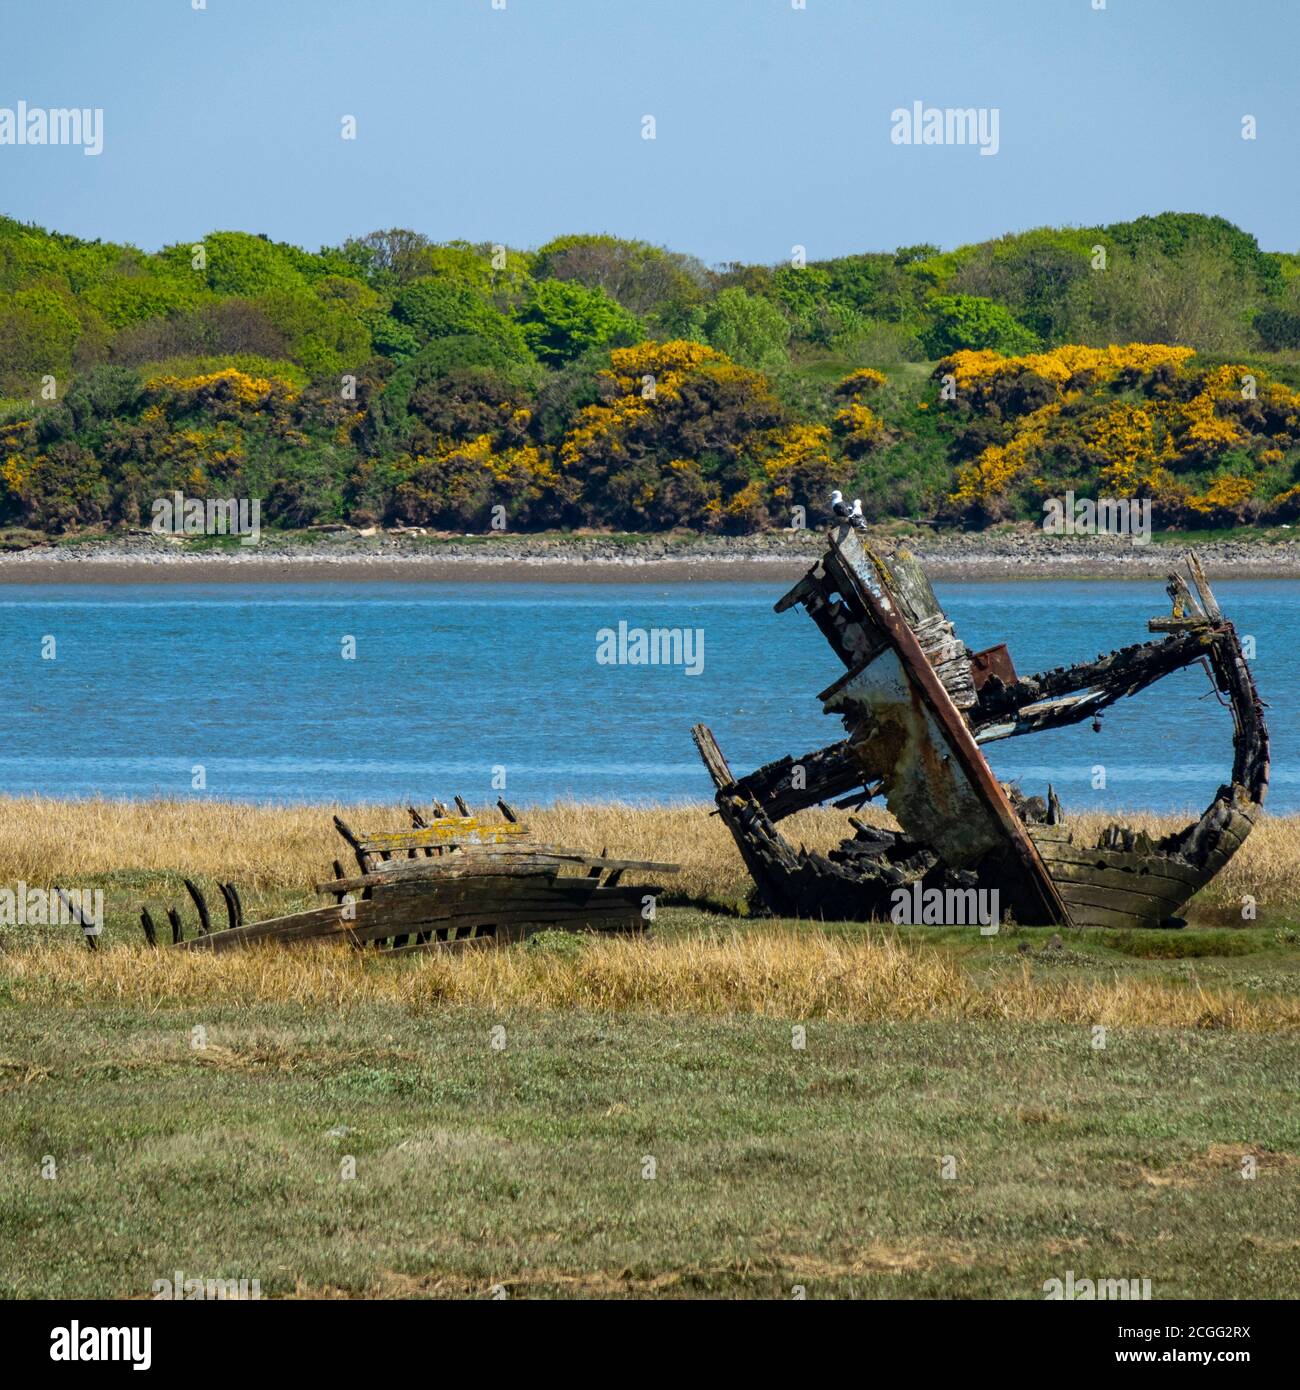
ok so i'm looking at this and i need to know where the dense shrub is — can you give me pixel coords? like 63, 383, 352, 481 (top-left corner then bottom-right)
920, 295, 1039, 357
1, 212, 1298, 536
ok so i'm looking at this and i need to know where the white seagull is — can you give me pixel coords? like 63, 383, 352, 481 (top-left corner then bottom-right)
830, 489, 851, 519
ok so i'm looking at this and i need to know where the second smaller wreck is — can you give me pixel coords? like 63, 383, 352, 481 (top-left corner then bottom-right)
141, 800, 678, 953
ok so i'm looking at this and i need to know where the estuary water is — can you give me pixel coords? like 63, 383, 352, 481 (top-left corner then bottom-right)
0, 578, 1293, 813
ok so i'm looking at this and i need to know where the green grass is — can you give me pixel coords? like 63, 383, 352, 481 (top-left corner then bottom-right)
2, 904, 1299, 1299
1147, 524, 1298, 546
1, 995, 1296, 1299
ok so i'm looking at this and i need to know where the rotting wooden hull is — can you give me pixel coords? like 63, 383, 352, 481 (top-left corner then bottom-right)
139, 800, 678, 953
694, 527, 1267, 929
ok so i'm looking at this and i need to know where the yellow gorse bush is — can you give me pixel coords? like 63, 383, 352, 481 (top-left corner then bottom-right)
1088, 404, 1176, 497
838, 367, 887, 393
560, 338, 731, 470
1186, 475, 1256, 514
941, 343, 1196, 393
834, 402, 887, 449
762, 423, 834, 487
145, 368, 300, 410
943, 343, 1300, 513
950, 402, 1062, 504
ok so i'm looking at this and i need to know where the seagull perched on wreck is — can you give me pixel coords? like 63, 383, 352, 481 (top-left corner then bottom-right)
830, 489, 851, 519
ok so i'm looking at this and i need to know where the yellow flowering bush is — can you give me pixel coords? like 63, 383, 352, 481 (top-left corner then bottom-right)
556, 338, 787, 529
837, 367, 887, 394
1185, 475, 1256, 515
949, 402, 1061, 506
939, 343, 1196, 396
390, 433, 560, 527
1086, 404, 1175, 497
761, 423, 837, 503
940, 343, 1300, 525
833, 402, 887, 455
145, 368, 300, 412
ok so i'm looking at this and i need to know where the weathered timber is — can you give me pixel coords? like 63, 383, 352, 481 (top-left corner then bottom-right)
698, 531, 1267, 930
55, 887, 98, 950
218, 882, 242, 931
315, 849, 680, 896
175, 870, 659, 954
816, 525, 1069, 925
182, 879, 212, 936
692, 723, 937, 921
147, 799, 674, 955
728, 740, 867, 820
348, 822, 530, 853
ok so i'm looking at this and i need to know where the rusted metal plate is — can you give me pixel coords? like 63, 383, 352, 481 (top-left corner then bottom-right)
970, 643, 1017, 692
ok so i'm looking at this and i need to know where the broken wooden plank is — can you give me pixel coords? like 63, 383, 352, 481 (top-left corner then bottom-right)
1185, 550, 1222, 620
314, 851, 679, 896
349, 823, 530, 852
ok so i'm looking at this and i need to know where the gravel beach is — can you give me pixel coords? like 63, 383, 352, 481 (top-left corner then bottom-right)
1, 526, 1297, 583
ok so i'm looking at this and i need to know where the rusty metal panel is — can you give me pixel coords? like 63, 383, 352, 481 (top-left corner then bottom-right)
971, 643, 1017, 692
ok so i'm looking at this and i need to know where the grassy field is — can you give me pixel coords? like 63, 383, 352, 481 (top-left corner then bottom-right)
1, 797, 1299, 1299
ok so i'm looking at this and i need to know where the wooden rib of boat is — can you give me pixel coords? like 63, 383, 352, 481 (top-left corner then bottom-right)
139, 798, 678, 953
694, 525, 1267, 929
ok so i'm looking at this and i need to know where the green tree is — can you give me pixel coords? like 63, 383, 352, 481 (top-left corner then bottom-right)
1104, 213, 1281, 295
690, 288, 790, 368
0, 287, 82, 389
391, 277, 532, 363
768, 266, 831, 331
515, 279, 640, 364
920, 294, 1038, 357
1063, 246, 1255, 353
532, 234, 707, 318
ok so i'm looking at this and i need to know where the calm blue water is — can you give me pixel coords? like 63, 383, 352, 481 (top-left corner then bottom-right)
0, 579, 1293, 813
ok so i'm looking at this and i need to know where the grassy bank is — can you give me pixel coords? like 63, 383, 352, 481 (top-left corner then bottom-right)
1, 797, 1298, 1298
3, 995, 1298, 1299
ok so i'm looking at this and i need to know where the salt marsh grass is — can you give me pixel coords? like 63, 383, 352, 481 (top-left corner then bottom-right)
0, 795, 1295, 911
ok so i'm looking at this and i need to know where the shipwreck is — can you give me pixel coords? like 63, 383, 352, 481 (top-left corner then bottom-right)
140, 798, 677, 952
693, 523, 1267, 930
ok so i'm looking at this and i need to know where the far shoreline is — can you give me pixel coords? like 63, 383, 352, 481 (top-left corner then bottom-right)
6, 558, 1300, 584
2, 527, 1300, 583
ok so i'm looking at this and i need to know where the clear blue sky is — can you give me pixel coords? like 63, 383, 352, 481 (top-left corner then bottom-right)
2, 0, 1296, 263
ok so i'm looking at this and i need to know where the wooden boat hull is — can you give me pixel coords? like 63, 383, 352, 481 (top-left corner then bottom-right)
694, 528, 1267, 929
139, 801, 678, 953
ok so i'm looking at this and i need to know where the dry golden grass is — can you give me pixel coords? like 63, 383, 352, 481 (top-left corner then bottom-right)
7, 932, 1298, 1032
0, 795, 1296, 910
2, 795, 1297, 1033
